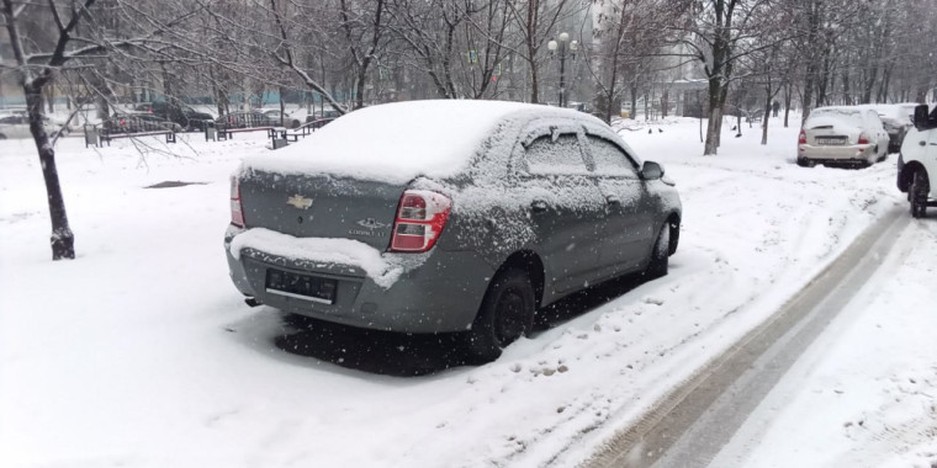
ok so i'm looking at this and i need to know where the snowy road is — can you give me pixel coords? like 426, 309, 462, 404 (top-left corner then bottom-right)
715, 216, 937, 466
2, 117, 933, 467
585, 207, 917, 466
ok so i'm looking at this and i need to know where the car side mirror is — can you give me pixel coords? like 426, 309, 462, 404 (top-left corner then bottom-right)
913, 104, 932, 131
641, 161, 664, 180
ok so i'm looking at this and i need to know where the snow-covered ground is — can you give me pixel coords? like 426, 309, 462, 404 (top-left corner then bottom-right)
1, 114, 934, 467
715, 218, 937, 467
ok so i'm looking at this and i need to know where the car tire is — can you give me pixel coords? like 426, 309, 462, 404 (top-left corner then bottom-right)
0, 134, 6, 140
645, 224, 671, 279
466, 267, 536, 362
796, 157, 813, 168
910, 170, 929, 219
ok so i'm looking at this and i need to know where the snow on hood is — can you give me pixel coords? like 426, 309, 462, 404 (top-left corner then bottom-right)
241, 100, 595, 184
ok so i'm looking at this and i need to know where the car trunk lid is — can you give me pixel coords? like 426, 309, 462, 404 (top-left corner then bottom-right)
237, 170, 406, 251
805, 116, 862, 145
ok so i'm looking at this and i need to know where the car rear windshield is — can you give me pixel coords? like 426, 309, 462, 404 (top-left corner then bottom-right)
807, 109, 863, 127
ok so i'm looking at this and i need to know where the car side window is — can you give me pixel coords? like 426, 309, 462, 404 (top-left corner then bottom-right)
587, 135, 640, 178
523, 133, 589, 175
586, 135, 638, 179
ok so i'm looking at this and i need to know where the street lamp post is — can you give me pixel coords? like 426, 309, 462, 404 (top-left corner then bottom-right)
547, 32, 578, 108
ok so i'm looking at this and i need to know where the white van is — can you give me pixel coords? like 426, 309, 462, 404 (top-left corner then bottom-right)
897, 104, 937, 218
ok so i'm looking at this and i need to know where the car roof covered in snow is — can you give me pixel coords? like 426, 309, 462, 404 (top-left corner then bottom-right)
240, 99, 603, 184
856, 103, 916, 122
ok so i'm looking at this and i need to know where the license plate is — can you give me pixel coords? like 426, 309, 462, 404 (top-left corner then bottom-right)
816, 137, 846, 146
265, 269, 337, 304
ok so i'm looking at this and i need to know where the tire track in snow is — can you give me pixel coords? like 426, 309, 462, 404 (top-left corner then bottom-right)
580, 207, 909, 468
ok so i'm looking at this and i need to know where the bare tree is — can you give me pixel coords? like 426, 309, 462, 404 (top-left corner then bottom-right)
589, 0, 689, 123
387, 0, 484, 99
2, 0, 216, 260
338, 0, 386, 109
266, 0, 350, 114
505, 0, 575, 103
672, 0, 776, 155
1, 0, 87, 259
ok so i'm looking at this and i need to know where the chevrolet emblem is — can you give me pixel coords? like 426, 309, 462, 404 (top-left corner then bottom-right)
286, 194, 313, 210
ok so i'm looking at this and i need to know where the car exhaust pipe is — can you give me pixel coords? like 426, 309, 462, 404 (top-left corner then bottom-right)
244, 297, 262, 307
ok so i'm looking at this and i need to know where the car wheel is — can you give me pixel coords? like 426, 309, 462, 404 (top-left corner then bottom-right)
0, 134, 6, 140
796, 157, 813, 168
645, 224, 671, 278
466, 267, 535, 362
910, 170, 929, 218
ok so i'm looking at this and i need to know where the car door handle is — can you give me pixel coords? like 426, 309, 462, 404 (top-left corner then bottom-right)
530, 200, 548, 213
605, 195, 621, 206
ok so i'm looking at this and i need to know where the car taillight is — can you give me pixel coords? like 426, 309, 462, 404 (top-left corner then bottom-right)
389, 190, 451, 253
230, 176, 245, 227
858, 134, 870, 145
798, 129, 807, 144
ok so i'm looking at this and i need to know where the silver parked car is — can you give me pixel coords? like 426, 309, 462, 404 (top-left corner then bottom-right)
797, 106, 890, 167
225, 100, 682, 361
0, 112, 66, 139
859, 103, 917, 153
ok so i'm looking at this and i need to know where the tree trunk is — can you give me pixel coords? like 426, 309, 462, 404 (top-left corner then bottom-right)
279, 87, 286, 127
704, 107, 722, 156
704, 77, 724, 155
802, 73, 815, 124
529, 62, 540, 103
761, 93, 771, 145
630, 84, 638, 120
26, 86, 74, 260
526, 0, 540, 103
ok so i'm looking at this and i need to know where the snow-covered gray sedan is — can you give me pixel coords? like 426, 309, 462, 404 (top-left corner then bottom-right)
225, 100, 681, 361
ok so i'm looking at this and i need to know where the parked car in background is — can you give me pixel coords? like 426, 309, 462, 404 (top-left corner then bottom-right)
217, 111, 275, 129
263, 109, 301, 129
306, 109, 342, 122
0, 114, 31, 139
859, 103, 916, 153
104, 113, 183, 134
797, 106, 890, 167
0, 113, 68, 139
897, 104, 937, 218
225, 100, 682, 361
135, 102, 214, 132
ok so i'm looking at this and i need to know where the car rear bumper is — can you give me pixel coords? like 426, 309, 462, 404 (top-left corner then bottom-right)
224, 226, 493, 334
798, 143, 876, 163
